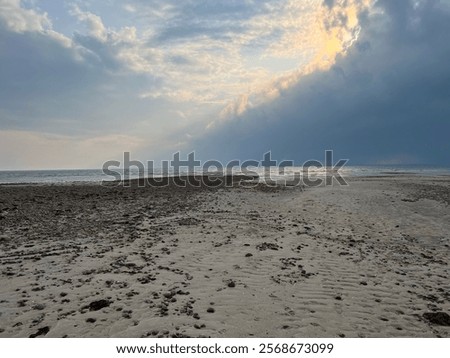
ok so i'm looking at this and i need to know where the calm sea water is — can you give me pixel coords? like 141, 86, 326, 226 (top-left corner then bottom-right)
0, 166, 449, 184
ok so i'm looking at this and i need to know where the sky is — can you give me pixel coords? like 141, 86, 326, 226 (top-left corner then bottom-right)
0, 0, 449, 169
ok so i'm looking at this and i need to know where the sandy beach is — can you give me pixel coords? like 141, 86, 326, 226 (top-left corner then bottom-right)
0, 175, 449, 338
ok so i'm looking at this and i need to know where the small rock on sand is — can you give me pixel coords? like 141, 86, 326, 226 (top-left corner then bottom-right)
423, 312, 450, 326
88, 299, 112, 311
32, 304, 46, 311
29, 326, 50, 338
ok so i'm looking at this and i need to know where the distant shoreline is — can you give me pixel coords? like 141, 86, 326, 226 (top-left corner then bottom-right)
1, 166, 450, 186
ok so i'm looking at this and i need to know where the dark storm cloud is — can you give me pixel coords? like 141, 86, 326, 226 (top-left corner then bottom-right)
192, 0, 450, 165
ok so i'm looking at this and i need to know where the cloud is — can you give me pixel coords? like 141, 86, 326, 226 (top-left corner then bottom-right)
2, 0, 356, 138
0, 22, 113, 133
191, 0, 450, 166
0, 1, 167, 137
0, 0, 50, 33
71, 5, 107, 42
120, 0, 369, 106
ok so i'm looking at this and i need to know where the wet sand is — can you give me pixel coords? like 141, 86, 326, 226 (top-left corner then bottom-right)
0, 175, 449, 338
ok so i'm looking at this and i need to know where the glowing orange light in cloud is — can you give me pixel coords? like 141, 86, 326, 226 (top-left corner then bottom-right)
217, 0, 373, 121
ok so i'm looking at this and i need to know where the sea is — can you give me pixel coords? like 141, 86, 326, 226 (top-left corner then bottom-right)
0, 166, 449, 185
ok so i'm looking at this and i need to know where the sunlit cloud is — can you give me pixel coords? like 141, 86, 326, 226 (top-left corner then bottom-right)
218, 0, 373, 120
65, 0, 372, 114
